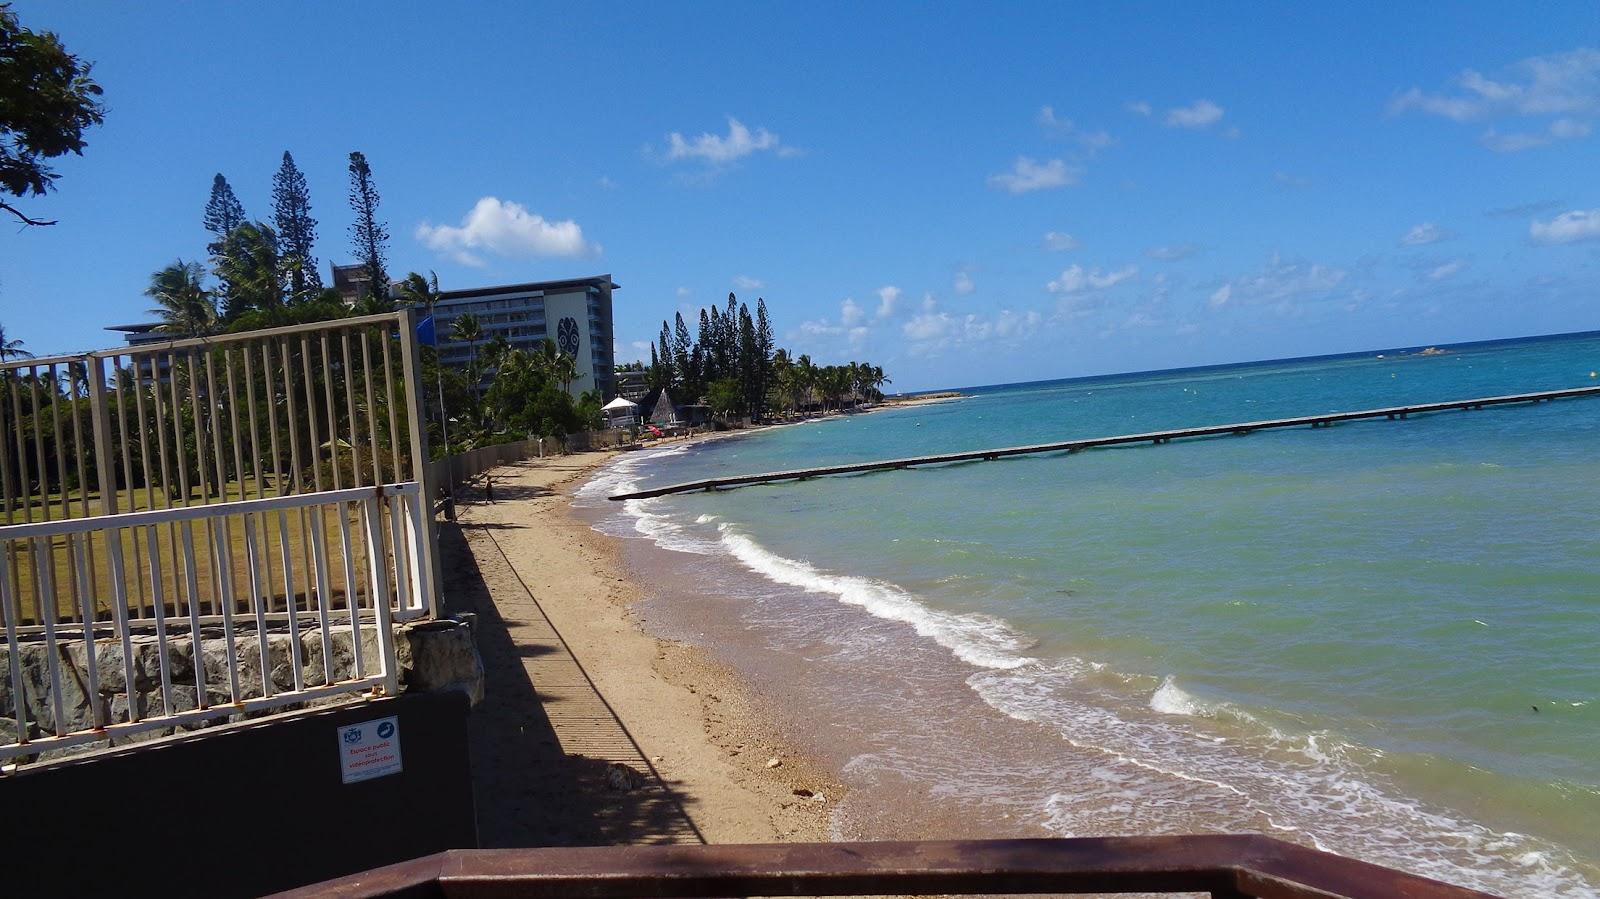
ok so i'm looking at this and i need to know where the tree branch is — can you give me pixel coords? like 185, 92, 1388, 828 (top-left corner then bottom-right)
0, 201, 57, 227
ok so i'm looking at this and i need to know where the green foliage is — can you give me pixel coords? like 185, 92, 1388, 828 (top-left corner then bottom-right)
0, 3, 105, 226
215, 221, 284, 320
641, 291, 888, 422
0, 322, 29, 360
482, 347, 581, 439
347, 151, 389, 304
575, 389, 604, 432
202, 174, 245, 252
271, 151, 322, 298
145, 260, 217, 336
706, 378, 742, 417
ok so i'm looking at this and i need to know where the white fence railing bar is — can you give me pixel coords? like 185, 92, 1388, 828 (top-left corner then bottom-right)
0, 484, 423, 762
0, 310, 438, 624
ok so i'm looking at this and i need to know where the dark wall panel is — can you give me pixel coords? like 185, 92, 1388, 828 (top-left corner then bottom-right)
1, 691, 476, 897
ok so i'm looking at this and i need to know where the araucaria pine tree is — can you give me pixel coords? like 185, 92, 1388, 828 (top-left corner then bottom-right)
271, 151, 322, 299
202, 173, 245, 255
203, 173, 246, 309
346, 151, 389, 304
755, 298, 775, 414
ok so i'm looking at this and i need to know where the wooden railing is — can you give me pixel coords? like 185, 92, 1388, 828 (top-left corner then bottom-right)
278, 836, 1501, 898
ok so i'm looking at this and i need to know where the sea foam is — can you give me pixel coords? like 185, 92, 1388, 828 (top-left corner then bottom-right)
717, 524, 1036, 670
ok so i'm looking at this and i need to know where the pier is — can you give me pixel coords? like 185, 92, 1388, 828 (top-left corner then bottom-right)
608, 385, 1600, 501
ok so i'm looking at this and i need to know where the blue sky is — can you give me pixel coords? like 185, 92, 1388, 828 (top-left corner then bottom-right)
2, 2, 1597, 391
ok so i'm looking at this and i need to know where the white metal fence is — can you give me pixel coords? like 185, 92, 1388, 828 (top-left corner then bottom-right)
0, 311, 436, 762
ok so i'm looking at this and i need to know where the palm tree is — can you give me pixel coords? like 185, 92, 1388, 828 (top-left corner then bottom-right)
450, 313, 483, 385
395, 270, 440, 312
215, 222, 285, 320
481, 334, 510, 372
533, 338, 582, 394
795, 354, 818, 412
396, 271, 450, 459
0, 323, 32, 362
145, 260, 219, 336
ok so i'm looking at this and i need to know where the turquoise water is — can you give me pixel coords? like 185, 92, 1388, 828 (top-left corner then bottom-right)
580, 333, 1600, 897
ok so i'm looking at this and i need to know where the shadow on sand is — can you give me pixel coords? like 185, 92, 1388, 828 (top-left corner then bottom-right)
439, 521, 706, 848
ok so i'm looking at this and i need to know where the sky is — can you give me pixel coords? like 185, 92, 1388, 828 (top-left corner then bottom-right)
2, 2, 1598, 392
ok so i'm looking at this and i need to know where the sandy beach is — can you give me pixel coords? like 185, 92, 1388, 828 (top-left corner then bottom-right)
445, 447, 844, 846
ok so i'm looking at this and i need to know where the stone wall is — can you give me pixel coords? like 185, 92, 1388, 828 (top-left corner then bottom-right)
0, 616, 483, 760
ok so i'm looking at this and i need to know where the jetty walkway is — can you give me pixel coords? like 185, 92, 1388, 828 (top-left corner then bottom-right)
608, 385, 1600, 501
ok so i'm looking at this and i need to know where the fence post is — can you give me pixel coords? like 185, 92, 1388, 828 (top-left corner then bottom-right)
85, 354, 119, 515
395, 308, 440, 616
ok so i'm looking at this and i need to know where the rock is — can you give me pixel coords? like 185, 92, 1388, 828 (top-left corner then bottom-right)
606, 762, 645, 791
765, 757, 782, 769
401, 620, 484, 706
0, 715, 39, 746
811, 793, 827, 803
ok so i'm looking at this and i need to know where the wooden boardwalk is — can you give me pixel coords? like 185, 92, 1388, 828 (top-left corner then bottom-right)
609, 385, 1600, 501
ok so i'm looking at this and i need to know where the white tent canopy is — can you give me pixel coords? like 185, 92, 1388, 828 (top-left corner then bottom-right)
602, 396, 638, 411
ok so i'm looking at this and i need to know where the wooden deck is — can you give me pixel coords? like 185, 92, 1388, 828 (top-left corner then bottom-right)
608, 385, 1600, 501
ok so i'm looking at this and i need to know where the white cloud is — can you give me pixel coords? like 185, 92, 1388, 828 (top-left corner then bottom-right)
953, 270, 975, 295
1390, 48, 1600, 151
840, 297, 864, 327
664, 117, 793, 164
1429, 259, 1469, 281
1273, 171, 1312, 189
1042, 231, 1080, 251
1480, 118, 1594, 152
416, 197, 597, 266
1485, 200, 1563, 218
902, 312, 952, 342
597, 176, 618, 190
798, 314, 869, 349
988, 157, 1079, 194
1036, 106, 1115, 153
876, 285, 902, 318
1391, 48, 1600, 120
901, 298, 1045, 354
1208, 255, 1347, 310
1146, 243, 1199, 261
798, 319, 842, 337
1530, 208, 1600, 244
733, 275, 764, 290
1047, 264, 1138, 294
994, 309, 1043, 338
675, 286, 692, 299
1125, 100, 1153, 117
1399, 222, 1451, 246
1165, 99, 1225, 129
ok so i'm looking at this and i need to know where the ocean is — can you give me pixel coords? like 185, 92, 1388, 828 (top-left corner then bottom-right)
574, 331, 1600, 898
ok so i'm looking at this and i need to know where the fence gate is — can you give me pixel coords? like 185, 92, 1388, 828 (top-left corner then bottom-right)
0, 310, 437, 763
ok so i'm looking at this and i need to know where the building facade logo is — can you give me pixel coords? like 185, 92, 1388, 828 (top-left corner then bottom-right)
557, 316, 581, 357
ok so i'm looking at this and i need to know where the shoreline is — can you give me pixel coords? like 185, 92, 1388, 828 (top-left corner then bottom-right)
557, 422, 1600, 898
455, 446, 845, 845
456, 414, 1598, 896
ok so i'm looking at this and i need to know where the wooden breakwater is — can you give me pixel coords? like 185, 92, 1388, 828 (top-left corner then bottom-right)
607, 385, 1600, 501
